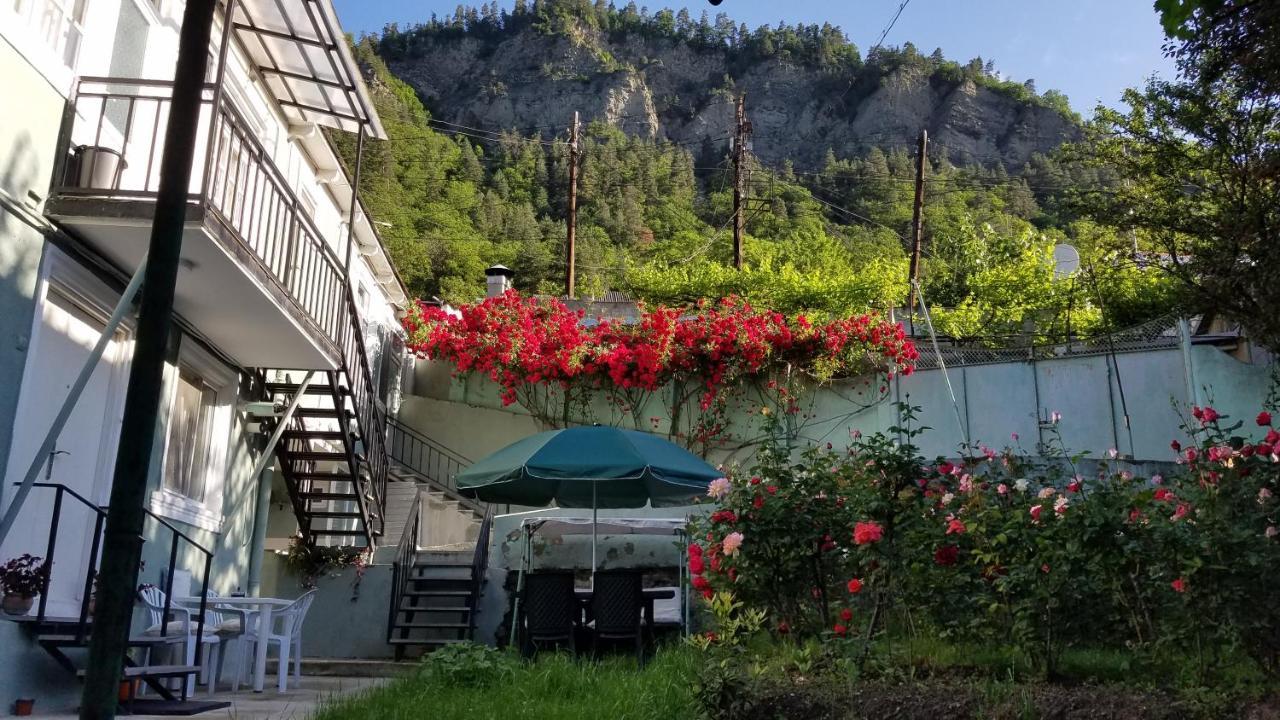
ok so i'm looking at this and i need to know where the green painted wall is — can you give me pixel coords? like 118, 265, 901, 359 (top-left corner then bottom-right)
0, 38, 60, 499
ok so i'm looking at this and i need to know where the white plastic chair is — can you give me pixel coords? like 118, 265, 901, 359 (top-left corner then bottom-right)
175, 589, 251, 695
136, 585, 221, 696
234, 590, 316, 693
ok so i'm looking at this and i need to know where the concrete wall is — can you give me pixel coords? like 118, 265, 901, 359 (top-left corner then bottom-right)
407, 343, 1273, 469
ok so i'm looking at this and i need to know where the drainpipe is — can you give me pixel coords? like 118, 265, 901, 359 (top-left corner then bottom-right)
246, 464, 275, 596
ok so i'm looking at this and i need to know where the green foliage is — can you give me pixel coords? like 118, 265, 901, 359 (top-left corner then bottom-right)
417, 642, 519, 688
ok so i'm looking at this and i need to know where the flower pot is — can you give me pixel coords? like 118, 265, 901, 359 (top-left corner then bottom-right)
1, 594, 34, 616
69, 145, 127, 190
118, 679, 138, 703
13, 698, 34, 716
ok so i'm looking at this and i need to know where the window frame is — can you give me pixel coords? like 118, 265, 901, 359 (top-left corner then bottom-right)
149, 338, 236, 533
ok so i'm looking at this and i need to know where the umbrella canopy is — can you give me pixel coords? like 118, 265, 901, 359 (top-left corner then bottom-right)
456, 426, 721, 508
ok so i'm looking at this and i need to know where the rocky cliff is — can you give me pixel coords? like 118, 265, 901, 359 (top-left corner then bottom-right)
379, 18, 1078, 170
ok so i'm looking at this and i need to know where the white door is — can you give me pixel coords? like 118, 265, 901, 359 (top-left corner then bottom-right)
1, 276, 129, 619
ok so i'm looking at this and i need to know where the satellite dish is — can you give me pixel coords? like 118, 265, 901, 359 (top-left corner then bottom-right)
1052, 244, 1081, 280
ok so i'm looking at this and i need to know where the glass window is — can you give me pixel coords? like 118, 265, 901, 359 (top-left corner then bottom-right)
12, 0, 87, 69
162, 368, 217, 503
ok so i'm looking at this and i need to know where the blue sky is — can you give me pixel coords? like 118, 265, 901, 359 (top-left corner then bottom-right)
333, 0, 1176, 114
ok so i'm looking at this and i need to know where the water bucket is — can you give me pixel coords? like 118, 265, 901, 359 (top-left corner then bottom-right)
71, 145, 127, 190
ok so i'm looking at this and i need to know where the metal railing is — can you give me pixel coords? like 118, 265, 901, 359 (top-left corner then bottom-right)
385, 487, 423, 643
27, 483, 212, 654
57, 77, 348, 358
387, 418, 471, 495
467, 506, 494, 635
338, 293, 388, 540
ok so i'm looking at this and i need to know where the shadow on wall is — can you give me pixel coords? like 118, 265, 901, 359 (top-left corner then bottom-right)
0, 131, 52, 495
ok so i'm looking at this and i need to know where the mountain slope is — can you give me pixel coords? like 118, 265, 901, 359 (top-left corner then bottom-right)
376, 1, 1078, 170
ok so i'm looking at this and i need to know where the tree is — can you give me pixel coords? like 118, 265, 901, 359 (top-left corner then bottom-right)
1073, 2, 1280, 348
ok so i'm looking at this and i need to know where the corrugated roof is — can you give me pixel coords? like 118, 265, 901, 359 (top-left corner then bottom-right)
232, 0, 386, 139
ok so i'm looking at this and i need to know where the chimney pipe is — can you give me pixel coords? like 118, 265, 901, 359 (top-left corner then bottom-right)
484, 264, 515, 298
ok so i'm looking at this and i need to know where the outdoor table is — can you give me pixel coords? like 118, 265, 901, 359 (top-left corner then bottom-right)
575, 587, 675, 629
177, 595, 294, 693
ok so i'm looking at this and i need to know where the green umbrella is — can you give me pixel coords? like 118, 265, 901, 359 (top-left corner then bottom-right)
456, 425, 722, 508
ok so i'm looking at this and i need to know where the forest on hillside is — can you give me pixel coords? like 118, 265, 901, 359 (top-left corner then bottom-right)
335, 1, 1180, 341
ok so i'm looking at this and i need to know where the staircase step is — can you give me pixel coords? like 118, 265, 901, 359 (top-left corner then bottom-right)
282, 430, 348, 441
266, 383, 345, 396
295, 408, 353, 419
403, 589, 472, 598
289, 451, 349, 462
292, 472, 356, 481
391, 622, 471, 629
386, 637, 470, 646
306, 511, 363, 519
77, 664, 197, 679
311, 529, 367, 537
409, 567, 473, 580
299, 491, 359, 502
397, 606, 472, 614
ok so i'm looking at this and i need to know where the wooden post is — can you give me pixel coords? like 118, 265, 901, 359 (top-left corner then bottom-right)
906, 128, 928, 317
565, 111, 579, 299
732, 95, 749, 270
79, 1, 218, 717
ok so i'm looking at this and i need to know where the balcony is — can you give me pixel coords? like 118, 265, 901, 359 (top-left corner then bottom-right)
45, 77, 350, 369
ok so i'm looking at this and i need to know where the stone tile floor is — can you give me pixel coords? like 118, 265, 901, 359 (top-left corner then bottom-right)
40, 676, 390, 720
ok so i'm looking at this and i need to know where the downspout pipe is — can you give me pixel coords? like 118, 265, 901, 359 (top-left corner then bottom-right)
246, 371, 316, 596
0, 256, 147, 546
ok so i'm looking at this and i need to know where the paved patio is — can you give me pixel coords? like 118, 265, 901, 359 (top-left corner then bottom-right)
41, 676, 391, 720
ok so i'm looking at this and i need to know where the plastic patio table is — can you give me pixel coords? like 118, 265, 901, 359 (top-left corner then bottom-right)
178, 595, 295, 693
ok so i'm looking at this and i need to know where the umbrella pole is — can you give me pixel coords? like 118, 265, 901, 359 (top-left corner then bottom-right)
591, 483, 598, 591
509, 523, 530, 648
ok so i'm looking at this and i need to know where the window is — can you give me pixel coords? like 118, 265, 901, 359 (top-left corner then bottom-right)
150, 340, 235, 533
10, 0, 87, 69
161, 368, 217, 503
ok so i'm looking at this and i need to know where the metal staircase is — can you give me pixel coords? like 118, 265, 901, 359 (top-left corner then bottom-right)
267, 292, 390, 549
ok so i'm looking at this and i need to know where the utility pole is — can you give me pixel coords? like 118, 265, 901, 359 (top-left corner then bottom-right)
80, 0, 218, 717
906, 128, 928, 315
732, 94, 751, 270
565, 111, 579, 299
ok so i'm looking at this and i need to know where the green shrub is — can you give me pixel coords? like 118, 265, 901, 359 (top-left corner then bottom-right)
418, 641, 519, 688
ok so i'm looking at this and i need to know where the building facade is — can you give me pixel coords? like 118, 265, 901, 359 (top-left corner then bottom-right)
0, 0, 408, 709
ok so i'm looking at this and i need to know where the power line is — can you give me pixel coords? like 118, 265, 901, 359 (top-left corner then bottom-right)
871, 0, 911, 51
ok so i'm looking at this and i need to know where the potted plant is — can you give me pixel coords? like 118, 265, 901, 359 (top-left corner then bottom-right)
0, 554, 50, 616
13, 698, 35, 716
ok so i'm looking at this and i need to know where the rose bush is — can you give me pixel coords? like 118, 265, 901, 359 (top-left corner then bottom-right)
688, 403, 1280, 681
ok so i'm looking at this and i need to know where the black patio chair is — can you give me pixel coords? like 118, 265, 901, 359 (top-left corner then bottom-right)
521, 571, 579, 658
590, 570, 645, 666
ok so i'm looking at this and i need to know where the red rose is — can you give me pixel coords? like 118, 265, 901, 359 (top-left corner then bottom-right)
776, 621, 790, 635
1171, 577, 1187, 593
832, 623, 848, 637
1170, 439, 1182, 452
765, 485, 778, 496
701, 589, 714, 600
692, 575, 710, 591
750, 476, 762, 486
1154, 488, 1174, 502
1267, 429, 1280, 445
945, 518, 966, 535
853, 521, 884, 545
688, 556, 705, 575
687, 543, 703, 558
934, 545, 959, 566
1258, 411, 1272, 426
1066, 480, 1082, 493
1041, 563, 1051, 574
752, 495, 765, 509
846, 578, 864, 594
839, 608, 853, 622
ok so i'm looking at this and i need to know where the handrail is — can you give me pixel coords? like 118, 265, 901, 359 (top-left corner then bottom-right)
387, 418, 471, 494
25, 483, 213, 666
386, 487, 423, 642
467, 506, 494, 635
338, 290, 388, 542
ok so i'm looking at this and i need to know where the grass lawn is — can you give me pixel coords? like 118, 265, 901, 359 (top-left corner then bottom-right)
315, 648, 700, 720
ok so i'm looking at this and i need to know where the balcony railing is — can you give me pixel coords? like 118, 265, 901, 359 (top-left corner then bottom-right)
56, 77, 348, 357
